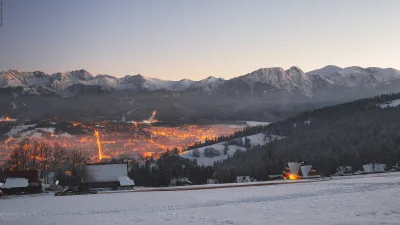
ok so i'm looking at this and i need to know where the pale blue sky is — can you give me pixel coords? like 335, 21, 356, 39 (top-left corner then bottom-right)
0, 0, 399, 80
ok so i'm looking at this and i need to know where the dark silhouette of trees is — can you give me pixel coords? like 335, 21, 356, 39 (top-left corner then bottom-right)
214, 93, 400, 177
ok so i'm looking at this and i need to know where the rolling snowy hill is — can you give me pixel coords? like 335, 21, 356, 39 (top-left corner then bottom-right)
180, 133, 282, 166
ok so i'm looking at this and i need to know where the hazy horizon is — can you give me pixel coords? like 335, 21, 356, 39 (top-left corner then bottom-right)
1, 0, 399, 80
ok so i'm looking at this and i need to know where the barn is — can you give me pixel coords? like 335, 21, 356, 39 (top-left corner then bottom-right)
0, 170, 42, 194
81, 163, 134, 190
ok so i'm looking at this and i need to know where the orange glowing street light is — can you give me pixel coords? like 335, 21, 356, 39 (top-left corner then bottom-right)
94, 130, 104, 161
289, 174, 300, 180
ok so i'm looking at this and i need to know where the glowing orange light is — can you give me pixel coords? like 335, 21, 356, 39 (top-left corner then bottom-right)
142, 152, 153, 158
0, 120, 241, 163
94, 130, 105, 160
72, 122, 80, 127
289, 174, 300, 180
4, 138, 15, 145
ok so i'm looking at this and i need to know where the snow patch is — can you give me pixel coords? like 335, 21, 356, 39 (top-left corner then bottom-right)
6, 125, 72, 139
180, 143, 247, 166
6, 124, 36, 137
245, 121, 271, 126
378, 99, 400, 108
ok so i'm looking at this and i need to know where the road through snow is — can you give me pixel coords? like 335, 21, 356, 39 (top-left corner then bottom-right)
1, 173, 400, 225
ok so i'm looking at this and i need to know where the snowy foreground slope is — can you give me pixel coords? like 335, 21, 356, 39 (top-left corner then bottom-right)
1, 173, 400, 225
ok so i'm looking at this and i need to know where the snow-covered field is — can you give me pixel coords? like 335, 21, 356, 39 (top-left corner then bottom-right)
180, 144, 247, 166
1, 173, 400, 225
5, 124, 72, 139
245, 121, 271, 126
180, 133, 282, 166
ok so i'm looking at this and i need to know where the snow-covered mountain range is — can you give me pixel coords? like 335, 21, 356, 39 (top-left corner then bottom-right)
2, 65, 400, 122
1, 66, 399, 98
0, 69, 199, 97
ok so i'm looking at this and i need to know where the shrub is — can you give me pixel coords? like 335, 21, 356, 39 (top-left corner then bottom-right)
204, 148, 220, 158
223, 145, 229, 155
190, 149, 200, 158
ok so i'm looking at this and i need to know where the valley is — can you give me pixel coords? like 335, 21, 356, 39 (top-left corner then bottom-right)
2, 2, 399, 224
0, 118, 248, 163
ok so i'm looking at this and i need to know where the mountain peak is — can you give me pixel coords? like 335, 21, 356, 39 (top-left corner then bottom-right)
95, 74, 115, 79
2, 66, 400, 98
78, 69, 90, 73
178, 78, 193, 82
288, 66, 303, 72
286, 66, 306, 77
203, 76, 224, 82
306, 65, 343, 77
324, 65, 342, 70
2, 69, 21, 75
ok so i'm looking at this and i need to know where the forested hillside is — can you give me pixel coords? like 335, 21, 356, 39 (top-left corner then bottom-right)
214, 93, 400, 179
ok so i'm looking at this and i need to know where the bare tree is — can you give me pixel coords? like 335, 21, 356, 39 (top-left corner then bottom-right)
8, 138, 32, 170
7, 139, 64, 173
38, 141, 53, 173
50, 143, 67, 173
67, 150, 87, 185
7, 139, 89, 187
28, 140, 40, 170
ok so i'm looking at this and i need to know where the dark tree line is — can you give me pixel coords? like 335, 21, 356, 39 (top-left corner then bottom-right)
132, 93, 400, 184
214, 93, 400, 177
130, 149, 214, 187
186, 125, 267, 151
213, 143, 285, 182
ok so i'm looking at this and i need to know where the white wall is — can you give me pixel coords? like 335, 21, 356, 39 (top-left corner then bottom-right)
83, 164, 127, 183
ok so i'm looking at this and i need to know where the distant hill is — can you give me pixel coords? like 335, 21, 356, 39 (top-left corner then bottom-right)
213, 93, 400, 179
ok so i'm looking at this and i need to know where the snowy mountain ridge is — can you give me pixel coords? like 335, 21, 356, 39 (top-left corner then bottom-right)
1, 65, 400, 98
306, 66, 400, 87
